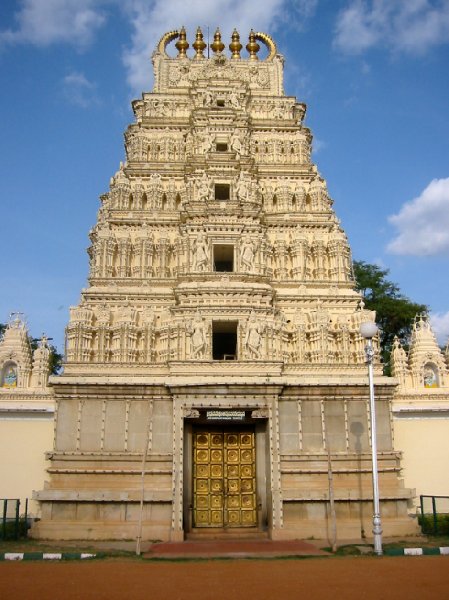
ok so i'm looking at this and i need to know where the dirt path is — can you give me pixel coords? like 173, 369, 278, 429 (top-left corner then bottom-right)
1, 556, 448, 600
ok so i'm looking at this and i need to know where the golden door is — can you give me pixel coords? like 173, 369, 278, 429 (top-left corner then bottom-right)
193, 430, 257, 528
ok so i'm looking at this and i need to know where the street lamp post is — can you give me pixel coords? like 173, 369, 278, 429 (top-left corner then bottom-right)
360, 321, 383, 556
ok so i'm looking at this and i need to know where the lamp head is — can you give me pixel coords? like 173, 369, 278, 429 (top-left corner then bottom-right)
360, 321, 379, 339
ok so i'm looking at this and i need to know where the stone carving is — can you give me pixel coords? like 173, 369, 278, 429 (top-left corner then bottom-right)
169, 62, 190, 86
184, 407, 200, 418
244, 312, 264, 359
96, 305, 111, 324
200, 130, 214, 154
251, 408, 269, 419
201, 90, 215, 107
235, 172, 251, 202
240, 235, 256, 272
188, 312, 207, 358
230, 131, 243, 157
196, 171, 212, 202
192, 234, 209, 272
228, 91, 240, 108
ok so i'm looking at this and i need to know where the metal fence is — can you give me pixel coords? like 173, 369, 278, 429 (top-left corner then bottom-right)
419, 495, 449, 535
1, 499, 28, 540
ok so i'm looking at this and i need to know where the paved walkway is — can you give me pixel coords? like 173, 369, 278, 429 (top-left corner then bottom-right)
144, 538, 329, 558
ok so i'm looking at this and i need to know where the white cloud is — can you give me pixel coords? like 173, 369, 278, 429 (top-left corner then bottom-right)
0, 0, 107, 48
62, 71, 99, 108
121, 0, 297, 94
312, 138, 327, 154
386, 178, 449, 256
430, 311, 449, 346
334, 0, 449, 55
0, 0, 319, 94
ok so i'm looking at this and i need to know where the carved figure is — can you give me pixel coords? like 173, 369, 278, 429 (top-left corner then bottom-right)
230, 132, 243, 157
235, 173, 250, 202
192, 234, 209, 271
202, 90, 214, 107
244, 312, 264, 359
149, 172, 162, 187
200, 131, 214, 154
229, 92, 240, 108
240, 236, 255, 272
189, 312, 207, 358
196, 172, 211, 202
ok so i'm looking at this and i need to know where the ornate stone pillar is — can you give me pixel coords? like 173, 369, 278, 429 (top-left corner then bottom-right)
274, 239, 288, 279
291, 237, 308, 280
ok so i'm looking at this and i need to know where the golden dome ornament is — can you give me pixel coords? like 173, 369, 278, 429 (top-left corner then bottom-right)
229, 29, 242, 59
193, 26, 206, 59
175, 26, 189, 58
246, 29, 260, 60
210, 28, 225, 54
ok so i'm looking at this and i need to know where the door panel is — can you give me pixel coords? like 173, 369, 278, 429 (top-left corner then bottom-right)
193, 430, 257, 528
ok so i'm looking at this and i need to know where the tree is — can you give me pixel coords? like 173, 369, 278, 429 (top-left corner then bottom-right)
353, 261, 427, 373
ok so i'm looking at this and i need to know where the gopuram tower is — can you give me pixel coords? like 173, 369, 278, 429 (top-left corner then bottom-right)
34, 28, 414, 541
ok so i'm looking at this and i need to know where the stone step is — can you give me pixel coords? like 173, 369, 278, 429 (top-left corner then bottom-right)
186, 528, 269, 541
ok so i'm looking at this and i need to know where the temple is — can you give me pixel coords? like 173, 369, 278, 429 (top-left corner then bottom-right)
31, 28, 417, 541
0, 315, 53, 516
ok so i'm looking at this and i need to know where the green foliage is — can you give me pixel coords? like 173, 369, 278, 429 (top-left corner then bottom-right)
419, 513, 449, 536
48, 346, 63, 375
353, 261, 427, 373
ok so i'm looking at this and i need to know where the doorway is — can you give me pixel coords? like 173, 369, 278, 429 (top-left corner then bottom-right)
192, 428, 257, 528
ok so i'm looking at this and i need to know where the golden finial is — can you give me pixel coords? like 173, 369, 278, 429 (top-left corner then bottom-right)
210, 27, 225, 54
246, 29, 260, 60
229, 29, 242, 59
193, 26, 206, 59
175, 26, 189, 58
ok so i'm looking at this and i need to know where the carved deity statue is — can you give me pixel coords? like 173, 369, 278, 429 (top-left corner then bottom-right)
192, 233, 209, 272
244, 312, 264, 359
196, 171, 211, 202
202, 90, 214, 107
188, 312, 207, 359
229, 92, 240, 109
235, 172, 251, 202
240, 235, 255, 272
230, 131, 243, 157
200, 130, 214, 154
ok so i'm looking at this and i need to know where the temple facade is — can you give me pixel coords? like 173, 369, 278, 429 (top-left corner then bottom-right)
33, 28, 415, 541
391, 315, 449, 509
0, 315, 53, 515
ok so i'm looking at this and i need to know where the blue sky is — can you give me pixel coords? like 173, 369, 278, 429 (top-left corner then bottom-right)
1, 0, 449, 352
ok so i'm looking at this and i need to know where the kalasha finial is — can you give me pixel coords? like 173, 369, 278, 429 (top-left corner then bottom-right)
229, 29, 242, 59
246, 29, 260, 60
210, 27, 225, 54
193, 26, 206, 59
175, 26, 189, 58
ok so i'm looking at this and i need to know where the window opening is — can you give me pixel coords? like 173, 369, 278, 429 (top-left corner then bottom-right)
216, 143, 228, 152
212, 321, 238, 360
213, 245, 234, 272
215, 184, 230, 201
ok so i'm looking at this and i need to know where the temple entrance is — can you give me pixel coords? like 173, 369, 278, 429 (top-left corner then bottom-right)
192, 428, 257, 528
